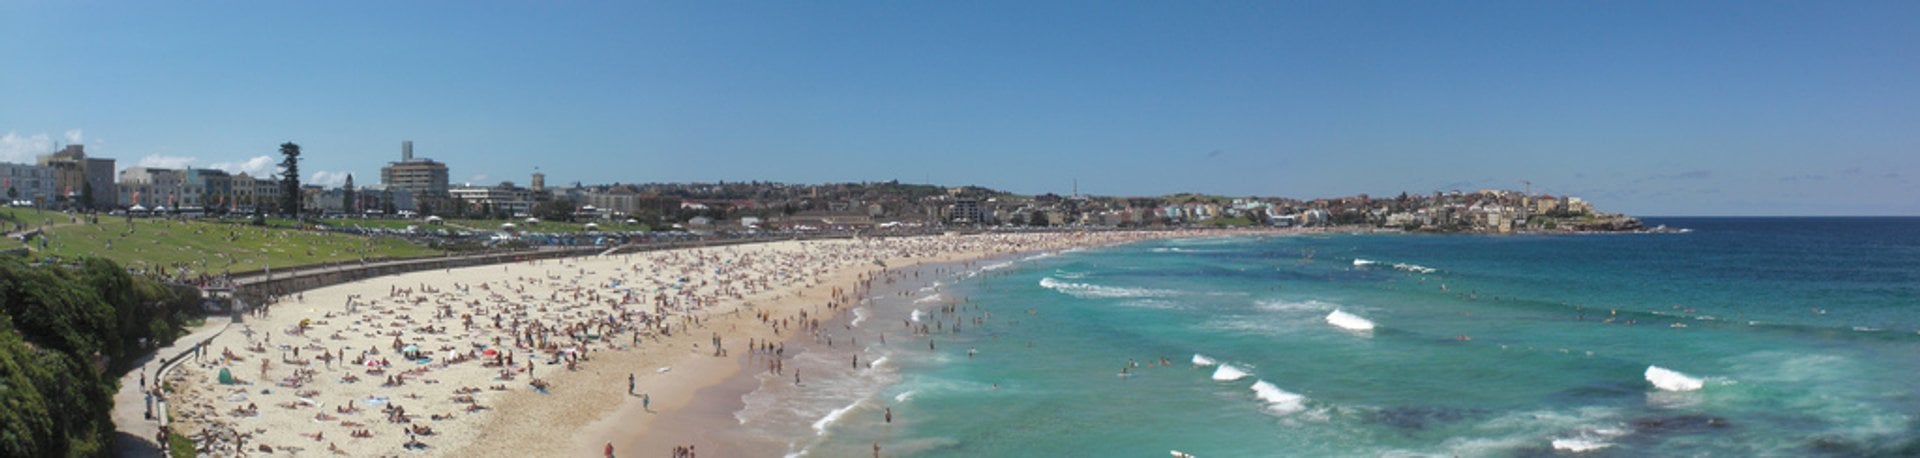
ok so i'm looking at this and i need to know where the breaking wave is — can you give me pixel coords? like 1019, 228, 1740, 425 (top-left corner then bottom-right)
1645, 365, 1705, 391
1038, 277, 1176, 299
1327, 309, 1377, 331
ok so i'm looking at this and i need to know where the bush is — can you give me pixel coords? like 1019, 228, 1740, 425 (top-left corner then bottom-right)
0, 256, 200, 456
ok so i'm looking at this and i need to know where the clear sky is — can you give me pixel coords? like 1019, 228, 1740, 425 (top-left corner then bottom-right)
3, 1, 1916, 215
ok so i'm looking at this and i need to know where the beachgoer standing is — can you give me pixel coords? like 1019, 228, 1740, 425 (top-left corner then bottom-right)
628, 373, 635, 395
642, 393, 650, 411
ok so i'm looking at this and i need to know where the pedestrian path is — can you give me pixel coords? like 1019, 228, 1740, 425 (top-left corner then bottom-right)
110, 315, 234, 457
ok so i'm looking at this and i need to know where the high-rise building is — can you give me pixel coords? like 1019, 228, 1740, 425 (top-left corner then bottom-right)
381, 140, 449, 197
530, 172, 545, 192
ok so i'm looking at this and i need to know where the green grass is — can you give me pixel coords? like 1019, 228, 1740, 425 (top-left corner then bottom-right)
0, 206, 69, 228
1203, 216, 1257, 227
168, 432, 196, 458
33, 217, 442, 276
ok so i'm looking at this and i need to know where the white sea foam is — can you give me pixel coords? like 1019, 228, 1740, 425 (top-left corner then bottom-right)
1353, 258, 1378, 267
1038, 277, 1176, 299
1255, 299, 1338, 313
1250, 380, 1308, 415
893, 390, 916, 403
1550, 438, 1613, 452
1020, 251, 1056, 262
1551, 424, 1628, 453
910, 309, 926, 322
811, 399, 861, 435
850, 307, 869, 327
1392, 263, 1437, 274
979, 260, 1014, 271
1191, 354, 1217, 366
913, 293, 948, 304
1327, 309, 1377, 331
1212, 364, 1250, 381
1645, 365, 1705, 391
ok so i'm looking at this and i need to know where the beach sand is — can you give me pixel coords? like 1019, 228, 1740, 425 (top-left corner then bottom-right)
162, 231, 1170, 456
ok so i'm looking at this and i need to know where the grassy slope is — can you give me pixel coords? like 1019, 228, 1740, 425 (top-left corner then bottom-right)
32, 216, 440, 276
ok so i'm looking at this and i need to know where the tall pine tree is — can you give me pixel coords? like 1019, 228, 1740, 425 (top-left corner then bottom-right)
278, 142, 301, 217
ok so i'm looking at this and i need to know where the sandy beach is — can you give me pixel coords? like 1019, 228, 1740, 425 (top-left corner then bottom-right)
161, 231, 1174, 457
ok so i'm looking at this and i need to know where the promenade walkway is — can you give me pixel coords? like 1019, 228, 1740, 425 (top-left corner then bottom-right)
110, 315, 233, 457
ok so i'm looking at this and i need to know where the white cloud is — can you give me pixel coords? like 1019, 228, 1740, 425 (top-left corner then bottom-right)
0, 132, 55, 163
468, 174, 490, 185
64, 129, 84, 145
210, 155, 278, 176
309, 171, 353, 187
136, 154, 199, 169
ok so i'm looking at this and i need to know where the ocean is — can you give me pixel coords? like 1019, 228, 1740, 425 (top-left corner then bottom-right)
732, 218, 1920, 457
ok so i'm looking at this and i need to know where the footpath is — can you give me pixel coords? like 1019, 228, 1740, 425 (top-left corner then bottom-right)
109, 315, 233, 457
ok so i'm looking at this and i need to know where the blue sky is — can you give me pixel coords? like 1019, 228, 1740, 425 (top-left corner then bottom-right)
3, 1, 1916, 215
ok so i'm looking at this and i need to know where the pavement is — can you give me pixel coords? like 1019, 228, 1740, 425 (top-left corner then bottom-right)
110, 315, 233, 457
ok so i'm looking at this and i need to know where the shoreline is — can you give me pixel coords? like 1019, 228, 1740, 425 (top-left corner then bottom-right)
611, 253, 1005, 457
155, 230, 1272, 457
599, 231, 1261, 457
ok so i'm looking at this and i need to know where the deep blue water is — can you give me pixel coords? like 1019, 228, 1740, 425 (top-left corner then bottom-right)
761, 218, 1920, 457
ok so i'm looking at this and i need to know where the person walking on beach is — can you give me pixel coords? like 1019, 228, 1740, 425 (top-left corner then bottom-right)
628, 373, 635, 395
642, 393, 650, 412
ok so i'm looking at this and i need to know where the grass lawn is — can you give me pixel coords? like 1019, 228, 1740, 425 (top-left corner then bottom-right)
0, 206, 71, 229
32, 216, 442, 276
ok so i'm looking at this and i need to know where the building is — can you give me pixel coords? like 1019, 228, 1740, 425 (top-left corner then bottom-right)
36, 144, 116, 208
231, 172, 281, 213
185, 168, 233, 211
118, 167, 186, 208
0, 162, 57, 204
949, 197, 982, 224
449, 182, 533, 217
380, 140, 450, 197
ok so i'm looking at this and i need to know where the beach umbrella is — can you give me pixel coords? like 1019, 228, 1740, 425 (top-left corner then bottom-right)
218, 367, 234, 385
483, 348, 499, 356
365, 359, 382, 367
403, 344, 419, 353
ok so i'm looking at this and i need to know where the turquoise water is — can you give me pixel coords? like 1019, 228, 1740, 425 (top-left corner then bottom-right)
760, 218, 1920, 457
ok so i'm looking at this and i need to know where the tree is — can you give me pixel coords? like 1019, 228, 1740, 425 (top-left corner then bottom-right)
278, 142, 302, 217
381, 189, 396, 215
341, 174, 356, 215
532, 199, 578, 222
79, 181, 93, 211
5, 187, 14, 200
